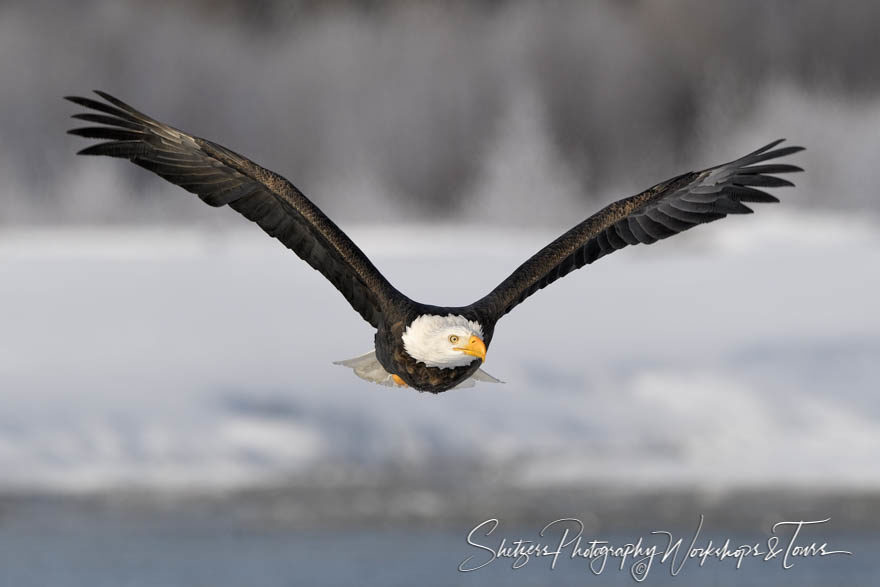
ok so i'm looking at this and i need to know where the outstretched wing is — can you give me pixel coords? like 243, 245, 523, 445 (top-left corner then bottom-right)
471, 140, 803, 321
66, 91, 403, 327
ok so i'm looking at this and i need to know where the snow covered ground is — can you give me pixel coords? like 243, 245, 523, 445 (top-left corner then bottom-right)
0, 210, 878, 492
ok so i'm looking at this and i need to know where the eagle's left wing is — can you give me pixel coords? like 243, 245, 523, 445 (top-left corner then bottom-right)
470, 140, 803, 322
65, 91, 405, 328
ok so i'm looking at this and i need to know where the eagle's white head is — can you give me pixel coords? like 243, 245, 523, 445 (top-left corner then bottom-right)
402, 314, 486, 369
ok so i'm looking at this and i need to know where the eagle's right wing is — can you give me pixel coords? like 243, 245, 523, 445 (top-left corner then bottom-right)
470, 140, 804, 322
66, 91, 403, 328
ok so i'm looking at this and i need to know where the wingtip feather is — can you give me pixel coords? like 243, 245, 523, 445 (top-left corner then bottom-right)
64, 95, 91, 106
75, 145, 101, 156
93, 90, 140, 114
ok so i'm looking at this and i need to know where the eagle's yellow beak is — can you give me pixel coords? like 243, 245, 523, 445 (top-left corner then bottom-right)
454, 335, 487, 362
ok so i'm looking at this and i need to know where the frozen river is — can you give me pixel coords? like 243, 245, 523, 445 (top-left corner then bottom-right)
1, 210, 878, 492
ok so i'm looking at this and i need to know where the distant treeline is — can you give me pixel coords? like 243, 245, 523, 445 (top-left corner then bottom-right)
3, 0, 878, 223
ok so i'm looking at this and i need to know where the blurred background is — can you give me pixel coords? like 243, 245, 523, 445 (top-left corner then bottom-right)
1, 0, 879, 585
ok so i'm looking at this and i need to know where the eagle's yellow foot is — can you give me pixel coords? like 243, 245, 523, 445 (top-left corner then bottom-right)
392, 374, 408, 387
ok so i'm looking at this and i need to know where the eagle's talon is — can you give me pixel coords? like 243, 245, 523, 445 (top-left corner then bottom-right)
392, 374, 408, 387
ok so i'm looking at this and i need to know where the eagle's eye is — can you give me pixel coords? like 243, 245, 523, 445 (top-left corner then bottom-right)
448, 335, 460, 344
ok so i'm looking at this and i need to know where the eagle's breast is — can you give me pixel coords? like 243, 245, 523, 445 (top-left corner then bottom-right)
393, 346, 482, 393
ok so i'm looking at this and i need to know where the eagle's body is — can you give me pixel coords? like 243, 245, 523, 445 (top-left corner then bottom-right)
66, 91, 803, 393
372, 308, 494, 393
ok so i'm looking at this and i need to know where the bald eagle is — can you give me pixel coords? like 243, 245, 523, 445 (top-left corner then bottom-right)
66, 91, 803, 393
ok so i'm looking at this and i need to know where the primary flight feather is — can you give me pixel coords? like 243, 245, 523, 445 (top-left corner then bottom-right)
66, 91, 803, 393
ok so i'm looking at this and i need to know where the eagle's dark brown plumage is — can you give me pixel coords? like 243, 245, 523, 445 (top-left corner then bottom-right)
66, 91, 803, 393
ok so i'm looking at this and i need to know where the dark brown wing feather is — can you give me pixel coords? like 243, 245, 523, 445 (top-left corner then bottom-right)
471, 140, 804, 321
66, 91, 403, 327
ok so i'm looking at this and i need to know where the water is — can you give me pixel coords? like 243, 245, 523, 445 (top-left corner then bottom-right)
0, 504, 874, 587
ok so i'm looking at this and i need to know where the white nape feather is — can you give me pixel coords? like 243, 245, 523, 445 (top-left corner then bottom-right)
401, 314, 484, 368
334, 350, 502, 389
